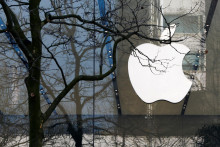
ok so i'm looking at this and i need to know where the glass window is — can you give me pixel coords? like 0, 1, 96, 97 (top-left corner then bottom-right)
183, 53, 206, 71
163, 15, 203, 33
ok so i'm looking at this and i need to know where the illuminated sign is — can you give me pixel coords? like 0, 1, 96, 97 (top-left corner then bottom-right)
128, 43, 192, 103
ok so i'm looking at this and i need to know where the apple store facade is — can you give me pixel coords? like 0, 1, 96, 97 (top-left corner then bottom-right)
0, 0, 220, 146
116, 0, 220, 146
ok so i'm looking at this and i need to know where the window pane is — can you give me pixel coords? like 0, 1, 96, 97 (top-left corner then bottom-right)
163, 15, 203, 33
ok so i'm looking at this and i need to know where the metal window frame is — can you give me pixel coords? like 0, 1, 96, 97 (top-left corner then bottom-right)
97, 0, 122, 115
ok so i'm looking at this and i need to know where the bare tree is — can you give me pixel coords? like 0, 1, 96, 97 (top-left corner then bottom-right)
0, 0, 206, 146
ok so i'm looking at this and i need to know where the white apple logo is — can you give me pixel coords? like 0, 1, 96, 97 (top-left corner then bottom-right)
128, 43, 192, 103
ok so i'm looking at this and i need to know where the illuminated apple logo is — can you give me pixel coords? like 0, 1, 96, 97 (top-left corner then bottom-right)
128, 43, 192, 103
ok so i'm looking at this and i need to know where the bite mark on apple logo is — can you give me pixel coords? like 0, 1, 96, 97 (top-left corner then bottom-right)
128, 43, 192, 103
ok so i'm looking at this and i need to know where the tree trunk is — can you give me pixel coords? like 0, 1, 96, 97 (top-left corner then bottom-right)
74, 96, 83, 147
27, 0, 43, 146
25, 75, 43, 147
75, 114, 83, 147
74, 56, 83, 147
